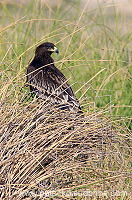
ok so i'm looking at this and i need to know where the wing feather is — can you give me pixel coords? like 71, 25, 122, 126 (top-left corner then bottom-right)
27, 64, 81, 111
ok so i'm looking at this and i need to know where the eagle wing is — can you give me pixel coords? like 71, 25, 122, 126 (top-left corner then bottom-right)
27, 64, 81, 111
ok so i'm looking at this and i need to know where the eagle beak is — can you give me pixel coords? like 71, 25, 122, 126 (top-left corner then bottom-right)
54, 47, 59, 54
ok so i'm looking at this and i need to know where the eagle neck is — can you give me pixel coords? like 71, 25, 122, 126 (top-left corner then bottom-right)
32, 53, 54, 69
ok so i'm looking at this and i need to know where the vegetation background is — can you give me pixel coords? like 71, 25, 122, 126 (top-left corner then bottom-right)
0, 0, 131, 199
0, 0, 131, 127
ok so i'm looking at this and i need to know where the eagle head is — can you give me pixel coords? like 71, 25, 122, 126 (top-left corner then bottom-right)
35, 42, 59, 56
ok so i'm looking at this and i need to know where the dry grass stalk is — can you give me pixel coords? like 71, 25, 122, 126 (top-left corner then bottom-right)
0, 93, 130, 199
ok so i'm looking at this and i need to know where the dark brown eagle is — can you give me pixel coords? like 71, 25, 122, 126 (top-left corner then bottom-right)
26, 42, 82, 113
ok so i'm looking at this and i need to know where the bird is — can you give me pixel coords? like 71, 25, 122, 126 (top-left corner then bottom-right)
26, 42, 82, 113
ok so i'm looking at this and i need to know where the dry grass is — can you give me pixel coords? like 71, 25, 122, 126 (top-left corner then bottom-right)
0, 93, 131, 199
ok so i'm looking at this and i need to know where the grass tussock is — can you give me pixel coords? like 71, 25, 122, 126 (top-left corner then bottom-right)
0, 99, 131, 199
0, 0, 132, 199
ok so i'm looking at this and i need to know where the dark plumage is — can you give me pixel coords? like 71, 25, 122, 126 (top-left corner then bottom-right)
26, 42, 82, 113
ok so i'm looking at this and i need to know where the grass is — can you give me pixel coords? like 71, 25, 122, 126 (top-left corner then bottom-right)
0, 0, 131, 199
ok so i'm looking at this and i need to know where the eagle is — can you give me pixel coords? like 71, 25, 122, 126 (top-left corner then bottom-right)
26, 42, 82, 113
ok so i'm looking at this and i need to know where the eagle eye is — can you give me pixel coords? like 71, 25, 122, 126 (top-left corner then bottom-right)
45, 45, 52, 49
